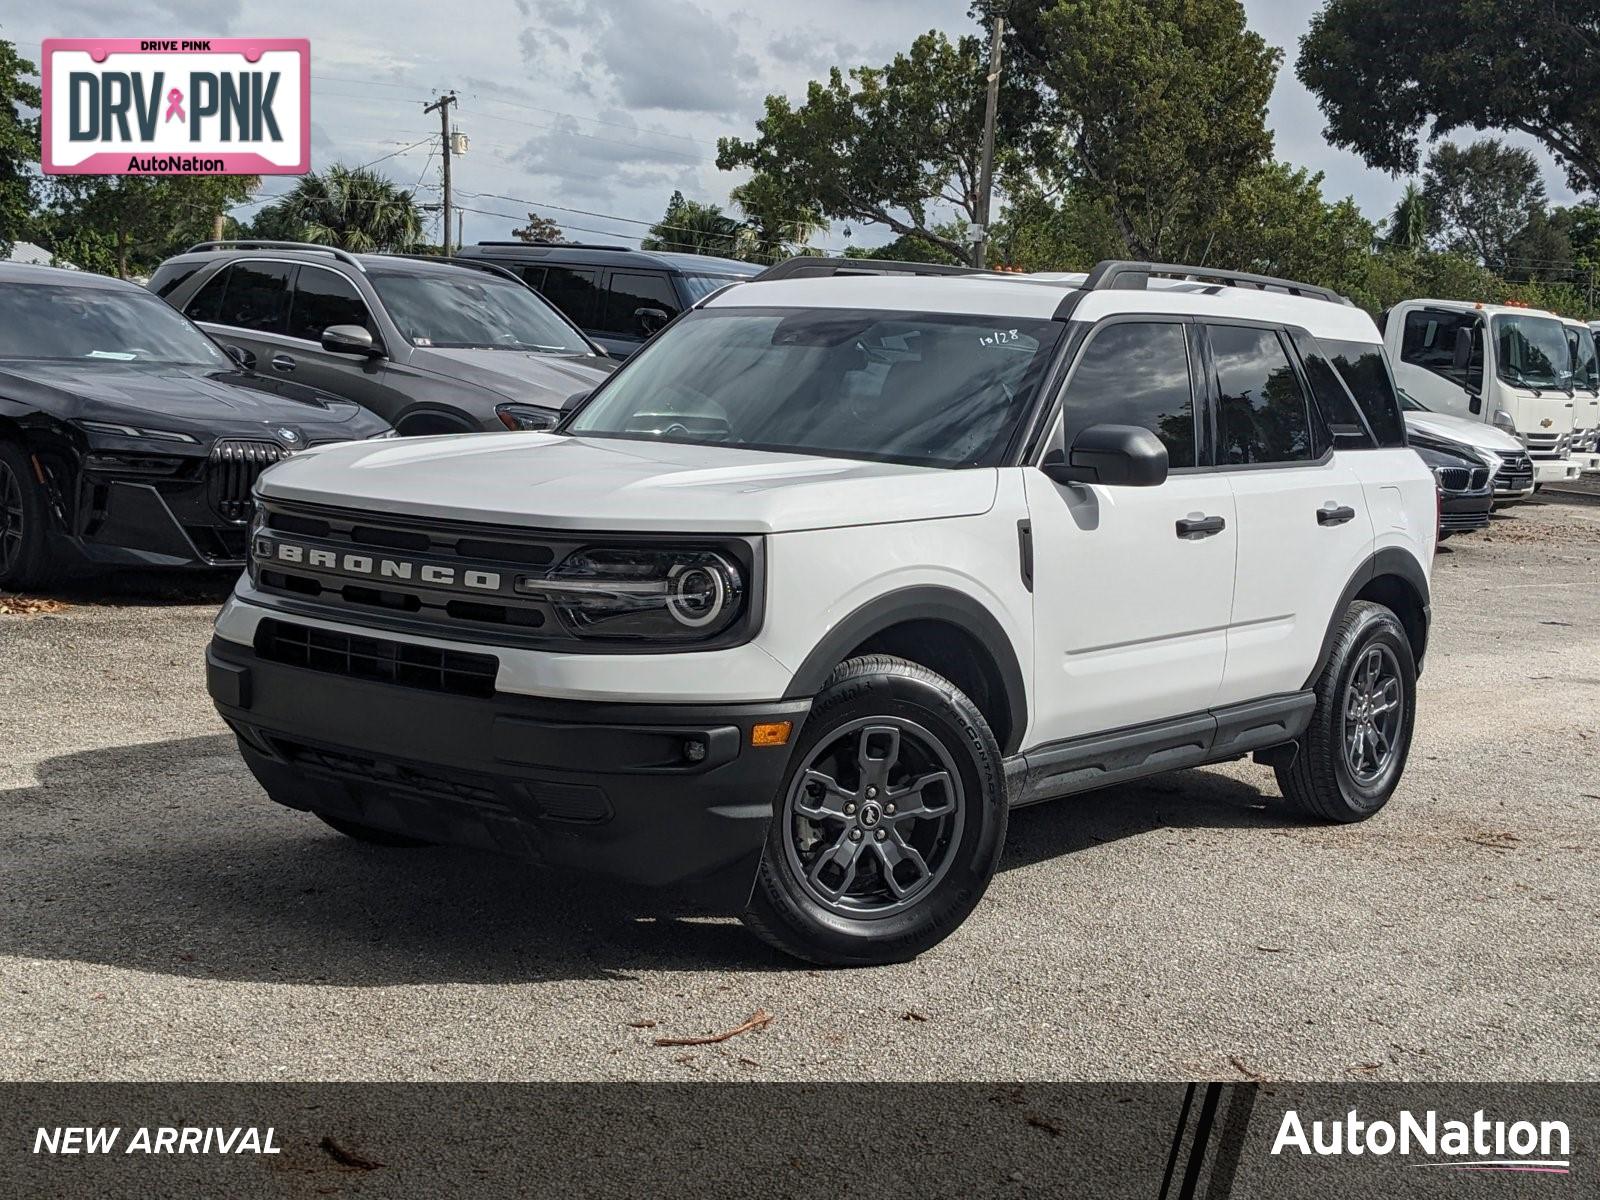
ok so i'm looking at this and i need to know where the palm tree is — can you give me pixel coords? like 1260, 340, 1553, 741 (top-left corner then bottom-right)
730, 176, 825, 263
260, 165, 422, 252
1384, 181, 1429, 253
641, 191, 741, 257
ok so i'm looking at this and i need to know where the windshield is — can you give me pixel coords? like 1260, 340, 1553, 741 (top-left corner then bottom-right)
678, 273, 742, 303
368, 269, 592, 353
0, 282, 230, 367
1493, 313, 1570, 390
1567, 324, 1599, 392
567, 306, 1064, 468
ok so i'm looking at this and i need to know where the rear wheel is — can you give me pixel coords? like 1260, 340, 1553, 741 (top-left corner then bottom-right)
741, 655, 1007, 966
316, 812, 433, 847
1276, 600, 1416, 822
0, 441, 60, 592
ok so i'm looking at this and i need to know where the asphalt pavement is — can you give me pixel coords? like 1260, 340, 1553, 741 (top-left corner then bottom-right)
2, 495, 1597, 1082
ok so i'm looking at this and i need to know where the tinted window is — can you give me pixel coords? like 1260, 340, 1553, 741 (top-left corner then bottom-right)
1297, 342, 1373, 448
517, 265, 547, 291
366, 269, 590, 353
217, 261, 294, 333
538, 266, 599, 325
1062, 321, 1195, 468
600, 271, 680, 335
1322, 338, 1406, 447
1569, 324, 1599, 392
149, 261, 203, 299
183, 265, 230, 323
1400, 308, 1479, 388
1209, 324, 1312, 465
289, 267, 373, 342
568, 307, 1063, 468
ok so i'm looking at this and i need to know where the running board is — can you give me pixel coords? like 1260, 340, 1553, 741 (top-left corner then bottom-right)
1010, 692, 1315, 808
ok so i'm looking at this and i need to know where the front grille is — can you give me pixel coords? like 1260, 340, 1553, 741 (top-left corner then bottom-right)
1436, 466, 1472, 492
1440, 509, 1490, 532
1493, 450, 1534, 491
279, 740, 503, 807
208, 440, 290, 522
254, 618, 498, 698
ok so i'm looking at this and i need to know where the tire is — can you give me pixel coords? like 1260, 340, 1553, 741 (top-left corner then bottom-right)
316, 812, 433, 848
741, 655, 1008, 966
0, 441, 62, 593
1276, 600, 1417, 823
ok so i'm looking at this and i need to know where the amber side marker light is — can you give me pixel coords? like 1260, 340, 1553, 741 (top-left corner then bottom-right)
751, 721, 793, 747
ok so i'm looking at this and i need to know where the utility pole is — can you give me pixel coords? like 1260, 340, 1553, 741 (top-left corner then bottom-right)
423, 91, 457, 255
973, 15, 1005, 269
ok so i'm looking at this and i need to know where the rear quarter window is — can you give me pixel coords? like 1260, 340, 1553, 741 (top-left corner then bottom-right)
1319, 337, 1407, 448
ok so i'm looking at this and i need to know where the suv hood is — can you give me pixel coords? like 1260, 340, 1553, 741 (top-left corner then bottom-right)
410, 347, 614, 406
258, 433, 999, 534
1403, 410, 1523, 454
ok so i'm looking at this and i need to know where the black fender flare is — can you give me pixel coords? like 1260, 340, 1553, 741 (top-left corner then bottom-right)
1305, 548, 1432, 687
781, 585, 1029, 755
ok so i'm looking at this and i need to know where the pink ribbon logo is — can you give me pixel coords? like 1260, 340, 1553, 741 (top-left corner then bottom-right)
164, 88, 185, 123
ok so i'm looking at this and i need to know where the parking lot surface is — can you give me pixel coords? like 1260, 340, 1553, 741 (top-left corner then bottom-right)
2, 495, 1597, 1082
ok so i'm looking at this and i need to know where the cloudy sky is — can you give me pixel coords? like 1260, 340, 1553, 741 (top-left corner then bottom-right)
12, 0, 1581, 250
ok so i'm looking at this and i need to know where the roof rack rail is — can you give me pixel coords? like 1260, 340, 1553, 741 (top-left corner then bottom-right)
184, 239, 368, 272
1081, 260, 1351, 306
753, 256, 986, 282
379, 252, 525, 283
471, 240, 634, 252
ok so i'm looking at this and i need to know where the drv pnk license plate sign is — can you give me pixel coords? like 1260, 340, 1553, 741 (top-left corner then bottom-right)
42, 38, 310, 175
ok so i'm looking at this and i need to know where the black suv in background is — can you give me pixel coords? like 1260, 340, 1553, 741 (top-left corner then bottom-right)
456, 242, 761, 359
149, 242, 615, 434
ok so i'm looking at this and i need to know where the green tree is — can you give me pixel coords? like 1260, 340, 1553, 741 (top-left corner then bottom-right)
1384, 182, 1428, 253
641, 190, 741, 256
842, 221, 970, 265
728, 174, 824, 263
0, 38, 40, 257
1421, 139, 1546, 273
990, 0, 1280, 260
717, 30, 1034, 261
46, 175, 256, 277
512, 211, 564, 243
254, 165, 421, 252
1298, 0, 1600, 195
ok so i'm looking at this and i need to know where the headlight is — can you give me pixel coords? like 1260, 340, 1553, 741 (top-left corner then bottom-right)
517, 546, 747, 642
495, 403, 559, 432
1491, 409, 1516, 434
1478, 448, 1503, 474
77, 419, 198, 444
367, 428, 401, 440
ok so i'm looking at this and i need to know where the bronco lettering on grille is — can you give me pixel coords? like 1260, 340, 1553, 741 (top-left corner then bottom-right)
256, 539, 503, 592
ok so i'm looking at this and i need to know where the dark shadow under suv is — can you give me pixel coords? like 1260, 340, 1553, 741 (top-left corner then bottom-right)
149, 242, 616, 435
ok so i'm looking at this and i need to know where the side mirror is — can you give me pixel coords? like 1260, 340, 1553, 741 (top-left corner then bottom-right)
560, 388, 592, 413
1453, 325, 1474, 372
223, 343, 253, 370
321, 324, 381, 357
634, 306, 670, 336
1041, 423, 1169, 488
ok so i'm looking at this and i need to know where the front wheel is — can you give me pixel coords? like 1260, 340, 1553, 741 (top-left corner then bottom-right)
1276, 600, 1417, 822
741, 655, 1007, 966
0, 441, 61, 592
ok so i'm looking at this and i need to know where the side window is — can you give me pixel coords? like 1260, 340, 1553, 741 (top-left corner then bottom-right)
1400, 308, 1480, 389
288, 267, 374, 342
1062, 321, 1196, 468
1321, 338, 1407, 447
539, 266, 599, 326
517, 265, 547, 291
600, 271, 680, 336
183, 265, 231, 323
1294, 335, 1374, 449
149, 261, 203, 299
1208, 324, 1313, 465
217, 261, 294, 334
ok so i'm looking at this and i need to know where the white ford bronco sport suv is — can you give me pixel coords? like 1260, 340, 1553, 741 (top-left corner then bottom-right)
207, 258, 1436, 966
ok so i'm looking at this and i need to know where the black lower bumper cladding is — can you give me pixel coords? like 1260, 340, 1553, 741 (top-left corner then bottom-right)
206, 634, 811, 904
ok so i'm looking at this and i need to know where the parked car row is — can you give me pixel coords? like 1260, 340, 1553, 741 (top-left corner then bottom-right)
1, 241, 1591, 592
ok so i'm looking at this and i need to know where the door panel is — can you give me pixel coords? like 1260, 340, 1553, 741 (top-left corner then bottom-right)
1023, 470, 1236, 744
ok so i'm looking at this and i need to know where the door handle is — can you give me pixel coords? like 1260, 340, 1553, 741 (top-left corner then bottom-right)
1175, 514, 1226, 538
1317, 504, 1357, 526
270, 354, 296, 372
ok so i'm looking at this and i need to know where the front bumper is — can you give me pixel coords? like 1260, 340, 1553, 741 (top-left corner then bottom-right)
1439, 488, 1492, 534
1532, 458, 1581, 485
206, 635, 811, 903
